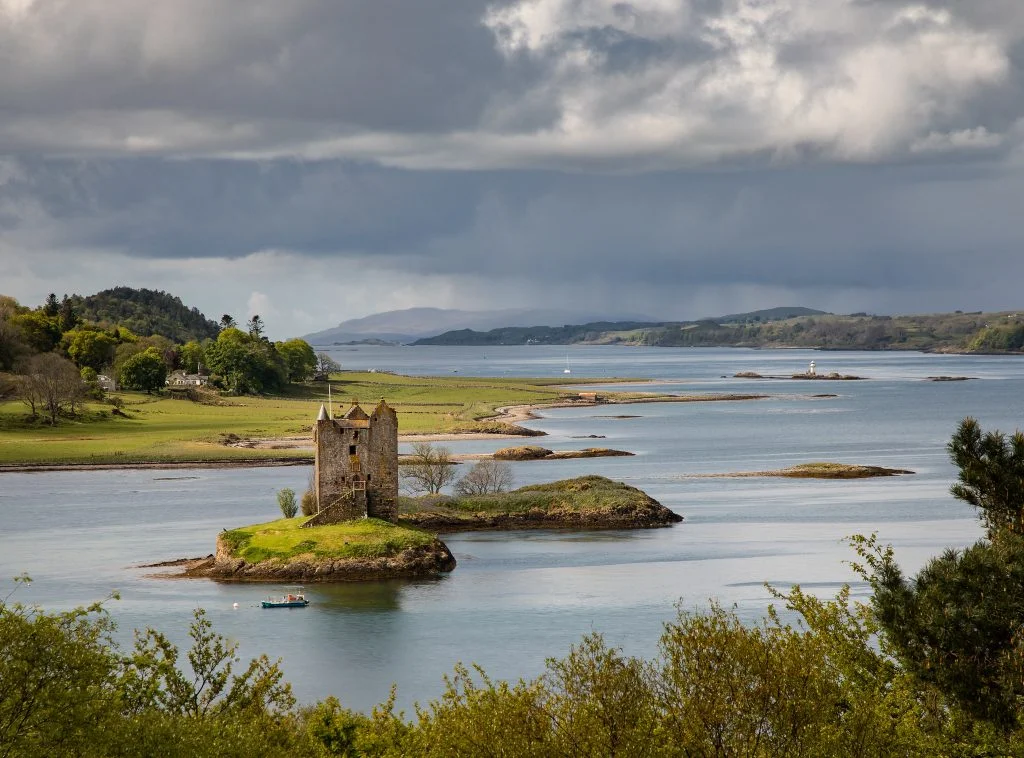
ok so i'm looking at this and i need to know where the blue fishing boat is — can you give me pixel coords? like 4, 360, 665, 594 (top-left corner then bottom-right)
261, 593, 309, 608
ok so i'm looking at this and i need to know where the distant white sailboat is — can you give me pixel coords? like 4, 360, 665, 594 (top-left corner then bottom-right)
563, 354, 571, 374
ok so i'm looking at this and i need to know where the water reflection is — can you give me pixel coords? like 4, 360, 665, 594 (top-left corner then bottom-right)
312, 579, 434, 613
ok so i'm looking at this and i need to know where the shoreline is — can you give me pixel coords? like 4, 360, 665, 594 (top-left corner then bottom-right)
0, 458, 313, 473
0, 392, 774, 473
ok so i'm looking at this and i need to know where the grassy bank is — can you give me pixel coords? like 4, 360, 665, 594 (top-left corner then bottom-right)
0, 371, 602, 466
398, 475, 683, 530
220, 517, 436, 563
417, 476, 655, 513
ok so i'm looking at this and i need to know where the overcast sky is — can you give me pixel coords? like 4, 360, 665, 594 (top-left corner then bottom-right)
2, 0, 1023, 339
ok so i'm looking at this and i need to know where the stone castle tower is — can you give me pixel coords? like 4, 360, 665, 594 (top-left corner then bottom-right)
305, 399, 399, 526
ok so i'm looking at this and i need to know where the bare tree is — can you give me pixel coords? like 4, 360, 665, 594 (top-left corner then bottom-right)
401, 442, 457, 495
18, 353, 85, 425
314, 352, 341, 381
454, 460, 514, 496
0, 372, 15, 401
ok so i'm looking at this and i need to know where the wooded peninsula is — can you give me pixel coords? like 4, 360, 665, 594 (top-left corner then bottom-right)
415, 307, 1024, 352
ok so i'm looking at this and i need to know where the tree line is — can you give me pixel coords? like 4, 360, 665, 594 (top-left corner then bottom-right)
5, 419, 1024, 755
0, 289, 337, 424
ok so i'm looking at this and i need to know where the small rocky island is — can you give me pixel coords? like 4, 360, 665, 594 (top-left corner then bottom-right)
734, 361, 864, 381
170, 401, 681, 582
398, 475, 682, 532
184, 517, 455, 582
492, 446, 634, 461
693, 462, 913, 479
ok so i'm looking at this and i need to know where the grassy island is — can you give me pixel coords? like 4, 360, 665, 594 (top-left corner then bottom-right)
168, 477, 681, 582
185, 516, 456, 581
220, 517, 437, 563
398, 475, 682, 532
695, 462, 914, 479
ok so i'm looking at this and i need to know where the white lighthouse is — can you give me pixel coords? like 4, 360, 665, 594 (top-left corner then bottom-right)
808, 360, 816, 376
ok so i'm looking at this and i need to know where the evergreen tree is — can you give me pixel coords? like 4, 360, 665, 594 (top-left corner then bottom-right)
247, 314, 265, 340
58, 294, 79, 333
948, 417, 1024, 537
860, 418, 1024, 731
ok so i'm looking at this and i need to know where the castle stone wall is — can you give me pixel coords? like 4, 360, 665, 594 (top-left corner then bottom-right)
312, 400, 399, 524
367, 402, 399, 520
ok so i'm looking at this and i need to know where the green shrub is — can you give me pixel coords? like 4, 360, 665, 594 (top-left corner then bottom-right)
277, 488, 298, 519
300, 472, 317, 516
300, 488, 317, 516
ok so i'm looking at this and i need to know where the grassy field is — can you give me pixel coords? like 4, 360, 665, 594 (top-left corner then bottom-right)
0, 371, 606, 466
220, 517, 436, 563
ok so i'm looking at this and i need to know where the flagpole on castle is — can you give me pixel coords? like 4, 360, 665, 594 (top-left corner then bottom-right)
328, 383, 332, 419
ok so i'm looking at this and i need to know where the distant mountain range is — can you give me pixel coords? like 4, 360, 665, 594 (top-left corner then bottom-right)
301, 307, 659, 344
411, 307, 1024, 354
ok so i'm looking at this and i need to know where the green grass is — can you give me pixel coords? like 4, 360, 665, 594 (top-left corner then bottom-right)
0, 371, 604, 466
400, 475, 657, 515
221, 517, 437, 563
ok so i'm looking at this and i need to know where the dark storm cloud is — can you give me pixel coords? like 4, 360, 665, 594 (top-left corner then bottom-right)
0, 158, 486, 256
5, 156, 1021, 303
0, 0, 511, 134
2, 0, 1024, 331
0, 0, 1019, 166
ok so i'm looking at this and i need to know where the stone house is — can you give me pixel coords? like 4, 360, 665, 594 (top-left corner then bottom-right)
167, 371, 209, 387
305, 399, 399, 527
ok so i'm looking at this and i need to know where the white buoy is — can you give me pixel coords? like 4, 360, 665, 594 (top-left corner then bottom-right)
233, 602, 239, 609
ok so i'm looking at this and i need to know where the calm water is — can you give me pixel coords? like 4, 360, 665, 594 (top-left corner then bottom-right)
2, 346, 1021, 712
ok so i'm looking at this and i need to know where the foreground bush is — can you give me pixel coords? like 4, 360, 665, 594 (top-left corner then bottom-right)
0, 578, 307, 758
7, 576, 1021, 758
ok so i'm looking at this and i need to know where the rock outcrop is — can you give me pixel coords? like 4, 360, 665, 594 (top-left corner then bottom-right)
492, 446, 634, 461
400, 505, 681, 532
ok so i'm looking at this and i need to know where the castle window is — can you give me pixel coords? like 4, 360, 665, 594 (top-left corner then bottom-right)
349, 445, 356, 455
353, 431, 359, 440
367, 474, 372, 481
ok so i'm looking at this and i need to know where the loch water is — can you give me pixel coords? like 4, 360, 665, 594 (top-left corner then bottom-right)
2, 346, 1022, 712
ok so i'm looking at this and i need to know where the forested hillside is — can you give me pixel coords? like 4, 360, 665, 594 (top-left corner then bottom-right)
413, 321, 665, 346
417, 309, 1024, 353
0, 288, 320, 419
639, 311, 997, 350
70, 287, 220, 343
